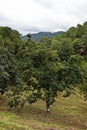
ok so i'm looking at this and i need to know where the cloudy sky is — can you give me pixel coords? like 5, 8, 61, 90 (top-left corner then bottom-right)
0, 0, 87, 35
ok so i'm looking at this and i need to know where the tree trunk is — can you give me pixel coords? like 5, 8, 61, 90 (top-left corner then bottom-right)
47, 105, 50, 113
46, 98, 50, 113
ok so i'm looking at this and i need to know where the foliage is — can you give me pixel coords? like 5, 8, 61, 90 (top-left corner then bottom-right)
0, 22, 87, 111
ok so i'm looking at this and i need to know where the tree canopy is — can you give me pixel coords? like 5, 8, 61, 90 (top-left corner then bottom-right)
0, 22, 87, 111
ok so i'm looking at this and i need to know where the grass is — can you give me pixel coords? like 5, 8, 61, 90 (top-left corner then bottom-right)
0, 90, 87, 130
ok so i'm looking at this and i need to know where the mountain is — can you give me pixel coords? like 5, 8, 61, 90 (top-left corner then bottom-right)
22, 31, 63, 41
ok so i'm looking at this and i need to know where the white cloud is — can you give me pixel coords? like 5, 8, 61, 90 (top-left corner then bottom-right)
0, 0, 87, 34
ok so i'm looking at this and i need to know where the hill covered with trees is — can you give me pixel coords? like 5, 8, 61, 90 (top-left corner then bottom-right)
22, 31, 63, 41
0, 22, 87, 112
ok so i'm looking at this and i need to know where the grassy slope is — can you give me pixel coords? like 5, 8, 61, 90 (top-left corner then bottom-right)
0, 91, 87, 130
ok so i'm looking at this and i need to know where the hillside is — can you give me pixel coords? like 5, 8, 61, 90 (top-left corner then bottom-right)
0, 22, 87, 130
0, 91, 87, 130
22, 31, 63, 41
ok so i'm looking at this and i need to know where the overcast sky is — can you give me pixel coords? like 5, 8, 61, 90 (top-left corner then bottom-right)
0, 0, 87, 35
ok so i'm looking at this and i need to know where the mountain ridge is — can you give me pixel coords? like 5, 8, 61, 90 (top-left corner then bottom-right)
22, 31, 63, 41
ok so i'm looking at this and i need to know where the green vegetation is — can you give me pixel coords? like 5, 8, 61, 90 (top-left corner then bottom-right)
0, 22, 87, 129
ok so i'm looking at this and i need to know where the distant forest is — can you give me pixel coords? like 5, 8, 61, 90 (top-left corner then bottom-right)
22, 31, 63, 41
